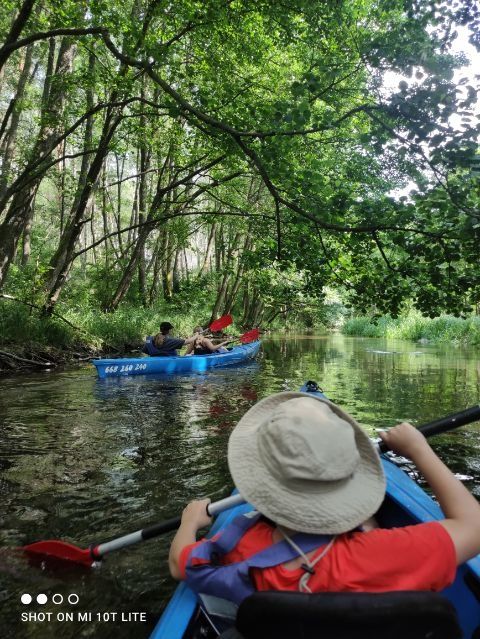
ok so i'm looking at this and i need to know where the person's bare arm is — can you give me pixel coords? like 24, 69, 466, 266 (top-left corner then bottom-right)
379, 423, 480, 565
210, 339, 231, 351
168, 499, 212, 580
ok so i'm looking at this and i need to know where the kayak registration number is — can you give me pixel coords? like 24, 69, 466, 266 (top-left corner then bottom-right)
104, 363, 148, 373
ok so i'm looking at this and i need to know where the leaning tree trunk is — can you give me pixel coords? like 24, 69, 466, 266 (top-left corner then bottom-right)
106, 169, 168, 312
197, 222, 216, 277
137, 132, 151, 306
42, 111, 121, 314
107, 141, 181, 310
148, 231, 166, 305
210, 231, 242, 323
210, 271, 230, 322
0, 43, 35, 200
172, 248, 183, 294
240, 283, 250, 326
0, 37, 75, 290
223, 232, 253, 315
107, 222, 152, 311
214, 222, 224, 272
21, 187, 37, 265
0, 0, 36, 78
162, 228, 175, 302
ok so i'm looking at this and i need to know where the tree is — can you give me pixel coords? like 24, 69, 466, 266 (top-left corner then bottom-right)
0, 0, 479, 323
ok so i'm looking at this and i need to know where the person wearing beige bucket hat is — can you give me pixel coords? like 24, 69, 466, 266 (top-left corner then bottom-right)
227, 392, 385, 535
169, 392, 480, 604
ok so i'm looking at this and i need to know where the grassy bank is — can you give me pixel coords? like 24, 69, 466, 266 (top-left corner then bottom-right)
0, 302, 228, 352
0, 299, 241, 373
341, 313, 480, 346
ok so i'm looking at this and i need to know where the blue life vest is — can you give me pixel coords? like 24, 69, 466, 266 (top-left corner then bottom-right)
143, 336, 178, 357
184, 512, 332, 605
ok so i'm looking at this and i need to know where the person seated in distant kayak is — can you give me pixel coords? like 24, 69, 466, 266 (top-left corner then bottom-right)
143, 322, 195, 357
169, 392, 480, 604
184, 326, 231, 356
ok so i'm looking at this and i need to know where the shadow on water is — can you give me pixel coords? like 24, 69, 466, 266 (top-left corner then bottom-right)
0, 335, 479, 638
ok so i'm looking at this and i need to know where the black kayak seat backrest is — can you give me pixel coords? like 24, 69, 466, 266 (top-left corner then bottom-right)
230, 591, 462, 639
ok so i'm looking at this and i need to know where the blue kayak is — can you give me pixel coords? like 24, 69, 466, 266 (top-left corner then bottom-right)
151, 382, 480, 639
92, 341, 261, 378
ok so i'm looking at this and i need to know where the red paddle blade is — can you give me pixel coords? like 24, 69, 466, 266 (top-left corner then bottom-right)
209, 314, 232, 332
23, 540, 95, 567
240, 328, 260, 344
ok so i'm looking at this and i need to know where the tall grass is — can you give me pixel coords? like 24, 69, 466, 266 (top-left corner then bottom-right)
342, 312, 480, 345
0, 302, 237, 352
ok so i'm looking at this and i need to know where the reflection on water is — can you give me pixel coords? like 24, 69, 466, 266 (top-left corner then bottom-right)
0, 335, 479, 638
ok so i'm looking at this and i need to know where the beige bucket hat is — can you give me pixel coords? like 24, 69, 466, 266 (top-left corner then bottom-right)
228, 392, 386, 535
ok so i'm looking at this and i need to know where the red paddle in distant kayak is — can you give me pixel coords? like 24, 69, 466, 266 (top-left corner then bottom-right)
203, 318, 259, 344
209, 315, 233, 332
226, 328, 260, 344
238, 328, 260, 344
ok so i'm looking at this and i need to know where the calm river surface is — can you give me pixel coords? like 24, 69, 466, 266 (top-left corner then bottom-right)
1, 335, 479, 638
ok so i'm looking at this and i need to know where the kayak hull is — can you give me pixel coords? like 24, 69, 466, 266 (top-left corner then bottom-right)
151, 386, 480, 639
92, 341, 261, 378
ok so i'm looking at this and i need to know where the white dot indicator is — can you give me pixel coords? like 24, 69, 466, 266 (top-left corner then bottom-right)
37, 594, 48, 605
68, 593, 79, 605
21, 594, 32, 604
52, 594, 63, 605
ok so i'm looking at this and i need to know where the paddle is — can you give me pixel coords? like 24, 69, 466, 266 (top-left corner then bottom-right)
209, 314, 233, 333
302, 382, 480, 454
23, 400, 480, 567
239, 328, 260, 344
23, 493, 245, 567
225, 328, 260, 345
300, 381, 480, 453
377, 405, 480, 453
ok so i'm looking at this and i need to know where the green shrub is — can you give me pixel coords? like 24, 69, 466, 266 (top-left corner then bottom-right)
342, 312, 480, 345
342, 317, 383, 337
0, 302, 76, 347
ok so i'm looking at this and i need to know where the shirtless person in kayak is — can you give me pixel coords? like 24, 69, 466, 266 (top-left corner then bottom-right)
169, 392, 480, 603
184, 326, 231, 356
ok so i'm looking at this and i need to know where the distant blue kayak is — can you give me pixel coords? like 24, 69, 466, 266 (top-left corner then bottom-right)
151, 382, 480, 639
92, 341, 261, 378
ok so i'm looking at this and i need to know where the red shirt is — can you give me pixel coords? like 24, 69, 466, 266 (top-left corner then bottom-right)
180, 520, 456, 593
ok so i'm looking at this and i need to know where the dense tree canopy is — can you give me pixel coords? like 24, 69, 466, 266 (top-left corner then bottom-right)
0, 0, 479, 329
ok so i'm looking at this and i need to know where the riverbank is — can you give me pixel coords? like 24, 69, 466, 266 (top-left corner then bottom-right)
0, 343, 102, 373
342, 313, 480, 346
0, 300, 240, 374
0, 303, 136, 373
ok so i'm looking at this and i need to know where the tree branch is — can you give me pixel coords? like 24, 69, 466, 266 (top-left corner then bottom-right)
102, 33, 382, 141
371, 231, 404, 274
0, 349, 54, 367
0, 27, 106, 72
0, 98, 142, 210
74, 208, 266, 258
0, 0, 36, 72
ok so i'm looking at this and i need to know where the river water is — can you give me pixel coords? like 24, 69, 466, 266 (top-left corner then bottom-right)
1, 335, 479, 638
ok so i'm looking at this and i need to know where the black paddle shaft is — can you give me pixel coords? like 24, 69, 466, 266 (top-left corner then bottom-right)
378, 405, 480, 454
141, 516, 181, 540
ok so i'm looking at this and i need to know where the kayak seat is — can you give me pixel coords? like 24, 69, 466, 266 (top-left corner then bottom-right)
217, 591, 462, 639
